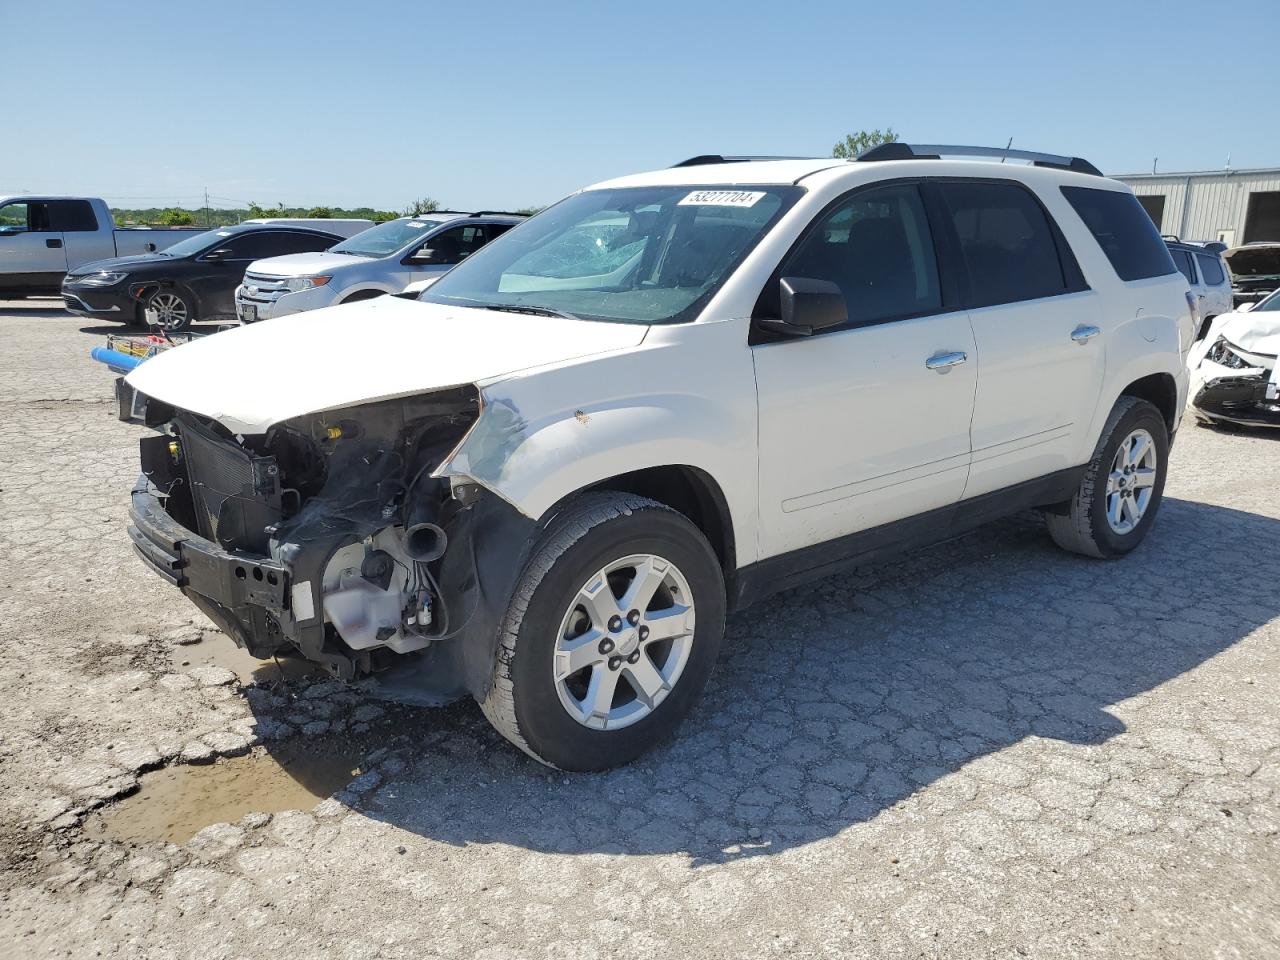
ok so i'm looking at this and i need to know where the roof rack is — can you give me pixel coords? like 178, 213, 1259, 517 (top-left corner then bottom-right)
672, 154, 813, 167
856, 143, 1103, 177
467, 210, 530, 218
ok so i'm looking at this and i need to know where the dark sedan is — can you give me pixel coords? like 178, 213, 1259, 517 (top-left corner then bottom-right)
61, 223, 347, 331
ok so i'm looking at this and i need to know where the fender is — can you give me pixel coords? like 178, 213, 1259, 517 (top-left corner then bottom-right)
337, 284, 397, 303
434, 321, 762, 565
1079, 307, 1188, 460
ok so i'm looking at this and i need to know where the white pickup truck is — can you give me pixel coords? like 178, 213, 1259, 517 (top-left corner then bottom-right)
0, 196, 205, 298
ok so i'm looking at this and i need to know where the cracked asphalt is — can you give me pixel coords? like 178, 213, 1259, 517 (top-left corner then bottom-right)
1, 299, 1278, 959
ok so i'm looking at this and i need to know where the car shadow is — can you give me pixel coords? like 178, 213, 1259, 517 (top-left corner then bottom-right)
251, 497, 1279, 864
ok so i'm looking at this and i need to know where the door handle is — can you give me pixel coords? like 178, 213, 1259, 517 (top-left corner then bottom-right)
45, 238, 62, 249
925, 351, 968, 372
1071, 324, 1100, 344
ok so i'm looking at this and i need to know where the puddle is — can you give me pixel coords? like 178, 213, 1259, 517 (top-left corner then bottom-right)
86, 742, 363, 844
169, 632, 322, 686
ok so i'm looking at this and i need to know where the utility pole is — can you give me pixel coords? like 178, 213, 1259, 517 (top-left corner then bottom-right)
204, 187, 210, 227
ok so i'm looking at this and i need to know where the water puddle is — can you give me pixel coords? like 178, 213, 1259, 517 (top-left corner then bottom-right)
86, 742, 363, 845
168, 632, 322, 686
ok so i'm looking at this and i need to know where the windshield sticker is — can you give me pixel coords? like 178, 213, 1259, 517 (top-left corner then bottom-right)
678, 190, 766, 208
408, 221, 427, 228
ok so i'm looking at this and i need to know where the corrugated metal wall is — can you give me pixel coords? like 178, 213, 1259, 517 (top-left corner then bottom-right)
1115, 170, 1280, 243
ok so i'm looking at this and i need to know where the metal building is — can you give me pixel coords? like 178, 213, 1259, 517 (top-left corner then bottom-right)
1112, 167, 1280, 246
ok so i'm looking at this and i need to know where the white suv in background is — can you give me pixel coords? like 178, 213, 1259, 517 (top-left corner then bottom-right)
1165, 237, 1233, 338
126, 145, 1191, 770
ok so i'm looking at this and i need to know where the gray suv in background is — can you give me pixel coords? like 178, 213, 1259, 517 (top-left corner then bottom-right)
235, 211, 525, 322
1164, 237, 1233, 339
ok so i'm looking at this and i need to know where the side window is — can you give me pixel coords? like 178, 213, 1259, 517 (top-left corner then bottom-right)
1170, 249, 1196, 284
940, 180, 1069, 307
1060, 186, 1178, 282
0, 202, 29, 232
0, 201, 53, 231
1196, 253, 1226, 286
423, 224, 490, 265
263, 231, 335, 256
485, 223, 515, 241
48, 200, 98, 232
777, 183, 942, 326
216, 231, 297, 260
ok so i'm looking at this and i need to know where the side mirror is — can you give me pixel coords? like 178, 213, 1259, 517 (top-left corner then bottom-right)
758, 277, 848, 336
145, 242, 157, 253
203, 248, 233, 262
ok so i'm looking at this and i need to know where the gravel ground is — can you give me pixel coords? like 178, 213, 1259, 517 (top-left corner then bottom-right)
1, 299, 1278, 959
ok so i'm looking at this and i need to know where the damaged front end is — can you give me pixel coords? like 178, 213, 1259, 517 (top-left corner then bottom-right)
1188, 333, 1280, 428
128, 387, 535, 700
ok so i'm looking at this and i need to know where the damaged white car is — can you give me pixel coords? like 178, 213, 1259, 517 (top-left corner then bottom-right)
1188, 290, 1280, 428
124, 145, 1192, 769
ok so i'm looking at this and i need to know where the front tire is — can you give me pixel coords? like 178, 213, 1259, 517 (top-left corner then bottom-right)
145, 290, 194, 332
479, 492, 725, 771
1046, 396, 1169, 558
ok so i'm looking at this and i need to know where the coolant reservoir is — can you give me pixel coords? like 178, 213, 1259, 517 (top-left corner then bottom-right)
321, 538, 430, 654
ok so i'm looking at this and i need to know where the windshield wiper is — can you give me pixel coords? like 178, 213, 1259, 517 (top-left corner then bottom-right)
475, 303, 581, 320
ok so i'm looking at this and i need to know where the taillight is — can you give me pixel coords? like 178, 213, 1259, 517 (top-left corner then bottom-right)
1186, 290, 1201, 329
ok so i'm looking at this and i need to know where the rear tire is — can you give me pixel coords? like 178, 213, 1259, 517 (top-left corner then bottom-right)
1046, 397, 1169, 558
479, 492, 725, 771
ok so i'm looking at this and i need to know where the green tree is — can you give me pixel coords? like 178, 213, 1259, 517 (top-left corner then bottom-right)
832, 128, 899, 159
403, 197, 441, 216
306, 206, 334, 218
157, 207, 195, 226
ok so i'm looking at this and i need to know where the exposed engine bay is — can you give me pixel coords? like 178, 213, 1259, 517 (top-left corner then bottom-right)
128, 386, 537, 700
1187, 307, 1280, 428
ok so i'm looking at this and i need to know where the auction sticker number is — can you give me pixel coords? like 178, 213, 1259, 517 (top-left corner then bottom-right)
678, 190, 766, 207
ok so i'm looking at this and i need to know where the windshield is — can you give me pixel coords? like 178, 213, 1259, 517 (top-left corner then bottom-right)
157, 229, 232, 258
420, 185, 800, 324
1255, 289, 1280, 311
331, 218, 445, 259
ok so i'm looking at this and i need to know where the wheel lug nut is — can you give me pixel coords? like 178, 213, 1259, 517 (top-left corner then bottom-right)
638, 626, 650, 641
627, 651, 640, 664
627, 610, 641, 626
608, 656, 622, 671
608, 615, 623, 632
599, 639, 614, 654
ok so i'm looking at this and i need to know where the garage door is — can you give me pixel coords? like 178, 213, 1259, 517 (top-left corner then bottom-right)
1137, 194, 1166, 232
1244, 192, 1280, 242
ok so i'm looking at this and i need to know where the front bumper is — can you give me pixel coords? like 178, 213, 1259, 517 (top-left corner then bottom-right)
129, 476, 298, 650
61, 288, 128, 318
1189, 358, 1280, 428
235, 284, 333, 323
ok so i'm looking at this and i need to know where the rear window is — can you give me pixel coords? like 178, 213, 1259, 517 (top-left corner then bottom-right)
1169, 248, 1196, 284
1195, 252, 1226, 286
1061, 186, 1177, 282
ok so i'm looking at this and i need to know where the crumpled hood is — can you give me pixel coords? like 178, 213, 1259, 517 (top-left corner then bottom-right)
243, 251, 366, 278
1217, 309, 1280, 357
126, 295, 648, 434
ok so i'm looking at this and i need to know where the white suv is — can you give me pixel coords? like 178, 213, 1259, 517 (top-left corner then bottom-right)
125, 144, 1192, 770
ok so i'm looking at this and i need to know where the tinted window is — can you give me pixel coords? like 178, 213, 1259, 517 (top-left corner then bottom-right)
1170, 249, 1196, 284
1061, 186, 1178, 282
1196, 253, 1226, 286
776, 183, 941, 326
48, 200, 97, 232
941, 180, 1068, 306
423, 224, 492, 265
218, 230, 331, 260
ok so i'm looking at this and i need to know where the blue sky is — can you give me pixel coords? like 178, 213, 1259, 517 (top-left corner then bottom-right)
4, 0, 1276, 211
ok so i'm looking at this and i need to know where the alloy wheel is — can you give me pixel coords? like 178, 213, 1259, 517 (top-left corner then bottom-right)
148, 293, 189, 330
1105, 427, 1158, 534
552, 553, 696, 730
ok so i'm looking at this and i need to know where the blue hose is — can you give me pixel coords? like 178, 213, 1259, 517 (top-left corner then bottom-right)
90, 346, 143, 373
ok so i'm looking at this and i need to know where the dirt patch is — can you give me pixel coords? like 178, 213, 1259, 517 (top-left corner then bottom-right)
83, 742, 363, 844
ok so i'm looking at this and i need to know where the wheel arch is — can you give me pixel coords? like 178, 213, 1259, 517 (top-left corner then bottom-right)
339, 286, 391, 304
575, 464, 736, 579
1119, 372, 1179, 435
